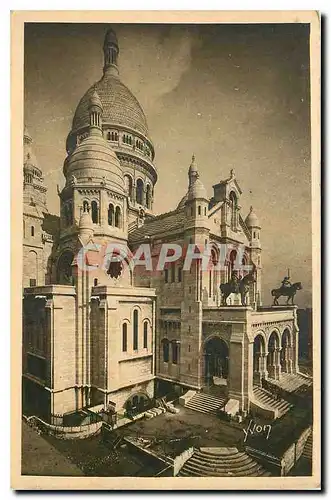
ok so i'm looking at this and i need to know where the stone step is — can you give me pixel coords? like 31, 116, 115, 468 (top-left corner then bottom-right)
188, 397, 225, 409
182, 460, 265, 477
194, 392, 226, 404
189, 455, 254, 471
194, 451, 248, 463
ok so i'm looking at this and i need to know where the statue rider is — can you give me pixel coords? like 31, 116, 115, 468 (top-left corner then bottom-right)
231, 271, 240, 294
281, 276, 292, 290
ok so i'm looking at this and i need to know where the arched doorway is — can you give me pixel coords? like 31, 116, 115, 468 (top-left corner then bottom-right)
124, 392, 151, 417
253, 334, 267, 385
204, 337, 229, 384
267, 331, 281, 379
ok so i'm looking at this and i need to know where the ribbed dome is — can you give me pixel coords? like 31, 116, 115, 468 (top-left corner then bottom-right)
187, 178, 208, 201
176, 193, 188, 210
72, 74, 149, 138
64, 134, 125, 194
245, 206, 261, 228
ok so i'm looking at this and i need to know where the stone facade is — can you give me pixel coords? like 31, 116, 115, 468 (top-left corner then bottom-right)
22, 26, 300, 422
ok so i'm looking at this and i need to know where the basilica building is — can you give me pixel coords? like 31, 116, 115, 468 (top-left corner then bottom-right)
23, 27, 305, 425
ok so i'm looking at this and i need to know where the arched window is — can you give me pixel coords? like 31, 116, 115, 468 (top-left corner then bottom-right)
94, 278, 98, 286
172, 341, 179, 365
108, 204, 114, 225
122, 134, 126, 143
143, 321, 148, 349
198, 205, 201, 215
229, 191, 237, 230
115, 132, 118, 141
91, 201, 98, 223
31, 226, 34, 237
133, 310, 138, 351
146, 184, 152, 209
204, 207, 207, 216
83, 200, 89, 213
124, 175, 133, 200
162, 339, 169, 363
136, 179, 144, 205
115, 206, 121, 228
111, 132, 115, 141
122, 323, 127, 352
107, 131, 111, 140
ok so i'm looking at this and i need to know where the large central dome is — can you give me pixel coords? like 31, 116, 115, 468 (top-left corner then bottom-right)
72, 74, 149, 137
65, 26, 157, 214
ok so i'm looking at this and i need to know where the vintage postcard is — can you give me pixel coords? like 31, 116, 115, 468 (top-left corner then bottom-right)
11, 10, 321, 490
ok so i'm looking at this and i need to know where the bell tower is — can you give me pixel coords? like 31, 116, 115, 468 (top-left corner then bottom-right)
23, 126, 49, 287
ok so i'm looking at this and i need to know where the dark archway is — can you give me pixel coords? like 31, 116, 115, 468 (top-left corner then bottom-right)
146, 184, 152, 209
253, 334, 266, 372
204, 337, 229, 383
267, 331, 280, 378
136, 179, 144, 205
56, 250, 74, 285
124, 392, 151, 417
281, 328, 292, 373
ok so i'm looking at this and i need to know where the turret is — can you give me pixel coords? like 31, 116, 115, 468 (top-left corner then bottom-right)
78, 206, 94, 245
184, 155, 209, 228
245, 206, 261, 249
88, 89, 103, 136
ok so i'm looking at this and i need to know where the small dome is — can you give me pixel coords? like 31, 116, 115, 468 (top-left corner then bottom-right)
79, 209, 94, 231
64, 134, 125, 194
176, 193, 188, 210
187, 178, 208, 201
89, 90, 103, 110
245, 206, 261, 228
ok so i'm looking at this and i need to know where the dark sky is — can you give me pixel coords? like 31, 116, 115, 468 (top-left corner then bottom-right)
24, 22, 312, 307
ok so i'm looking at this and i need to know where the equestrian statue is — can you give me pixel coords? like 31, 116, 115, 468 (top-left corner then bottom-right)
271, 276, 302, 305
220, 263, 256, 306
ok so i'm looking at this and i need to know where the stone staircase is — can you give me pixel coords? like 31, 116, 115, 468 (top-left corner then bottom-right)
252, 386, 293, 418
184, 392, 226, 416
301, 431, 313, 460
271, 373, 313, 394
177, 447, 270, 477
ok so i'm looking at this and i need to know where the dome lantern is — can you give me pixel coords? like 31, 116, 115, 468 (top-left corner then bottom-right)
103, 27, 119, 76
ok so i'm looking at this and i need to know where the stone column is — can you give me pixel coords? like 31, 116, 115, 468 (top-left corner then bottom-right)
267, 348, 281, 380
273, 347, 282, 380
283, 342, 293, 374
260, 353, 269, 380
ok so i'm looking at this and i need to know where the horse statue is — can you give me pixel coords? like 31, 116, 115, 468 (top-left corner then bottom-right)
220, 263, 256, 306
271, 282, 302, 305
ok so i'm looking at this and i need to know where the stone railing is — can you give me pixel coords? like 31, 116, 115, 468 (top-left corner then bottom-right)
178, 390, 196, 407
173, 447, 194, 476
26, 415, 103, 440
